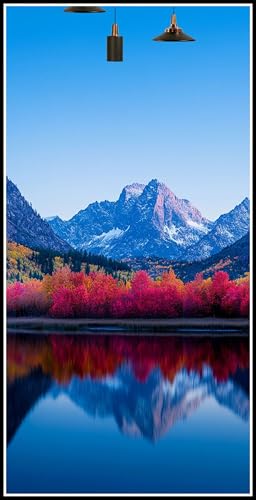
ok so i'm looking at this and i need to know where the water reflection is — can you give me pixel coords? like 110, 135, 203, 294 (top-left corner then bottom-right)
7, 333, 249, 445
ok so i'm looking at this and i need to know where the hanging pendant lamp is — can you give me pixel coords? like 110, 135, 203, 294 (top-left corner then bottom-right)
64, 6, 105, 13
107, 8, 123, 62
153, 11, 195, 42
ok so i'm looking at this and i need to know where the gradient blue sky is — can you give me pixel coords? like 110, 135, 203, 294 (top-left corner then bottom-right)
6, 4, 250, 221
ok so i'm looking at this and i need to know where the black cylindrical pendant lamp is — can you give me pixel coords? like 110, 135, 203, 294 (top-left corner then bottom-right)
107, 9, 123, 62
107, 24, 123, 61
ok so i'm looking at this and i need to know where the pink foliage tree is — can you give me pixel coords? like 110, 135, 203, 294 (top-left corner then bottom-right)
7, 267, 250, 319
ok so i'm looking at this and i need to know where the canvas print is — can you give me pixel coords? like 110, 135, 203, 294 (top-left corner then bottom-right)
5, 3, 251, 495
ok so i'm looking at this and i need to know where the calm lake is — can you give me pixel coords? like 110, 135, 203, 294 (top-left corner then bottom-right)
7, 332, 250, 494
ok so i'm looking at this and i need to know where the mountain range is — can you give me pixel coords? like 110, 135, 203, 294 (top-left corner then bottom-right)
7, 177, 249, 262
47, 179, 249, 261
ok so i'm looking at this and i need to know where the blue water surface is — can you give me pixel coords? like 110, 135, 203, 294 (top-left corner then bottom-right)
7, 333, 250, 494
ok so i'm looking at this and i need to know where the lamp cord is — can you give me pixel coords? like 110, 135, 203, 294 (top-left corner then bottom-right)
114, 7, 117, 24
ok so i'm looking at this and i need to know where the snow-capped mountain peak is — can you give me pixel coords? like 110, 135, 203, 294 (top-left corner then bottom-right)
119, 182, 145, 203
12, 176, 247, 261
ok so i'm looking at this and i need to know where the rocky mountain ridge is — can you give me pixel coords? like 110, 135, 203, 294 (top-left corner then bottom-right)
7, 178, 71, 253
47, 179, 249, 260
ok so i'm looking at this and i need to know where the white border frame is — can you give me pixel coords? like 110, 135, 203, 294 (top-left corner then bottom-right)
3, 3, 253, 497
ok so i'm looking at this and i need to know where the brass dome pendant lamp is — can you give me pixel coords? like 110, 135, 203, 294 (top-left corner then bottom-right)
153, 10, 195, 42
107, 8, 123, 62
64, 6, 105, 13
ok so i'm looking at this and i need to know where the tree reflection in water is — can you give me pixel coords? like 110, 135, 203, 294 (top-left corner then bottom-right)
7, 333, 249, 444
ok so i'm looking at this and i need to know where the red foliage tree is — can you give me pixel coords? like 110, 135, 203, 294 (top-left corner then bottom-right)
49, 284, 89, 318
183, 274, 213, 317
239, 282, 250, 317
7, 280, 49, 316
210, 271, 232, 316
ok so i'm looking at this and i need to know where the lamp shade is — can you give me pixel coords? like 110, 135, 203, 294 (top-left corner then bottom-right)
153, 13, 195, 42
153, 31, 195, 41
64, 7, 105, 13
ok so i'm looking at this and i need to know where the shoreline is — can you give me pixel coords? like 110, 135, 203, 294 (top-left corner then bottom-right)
7, 317, 249, 336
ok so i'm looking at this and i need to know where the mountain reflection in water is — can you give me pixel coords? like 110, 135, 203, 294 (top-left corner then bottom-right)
7, 333, 249, 445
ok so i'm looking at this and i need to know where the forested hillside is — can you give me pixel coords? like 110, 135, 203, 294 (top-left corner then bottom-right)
7, 242, 131, 284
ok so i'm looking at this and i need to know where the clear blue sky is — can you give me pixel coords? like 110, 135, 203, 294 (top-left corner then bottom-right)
6, 4, 250, 221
